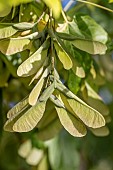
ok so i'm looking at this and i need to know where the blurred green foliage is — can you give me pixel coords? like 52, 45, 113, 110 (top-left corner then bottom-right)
0, 0, 113, 170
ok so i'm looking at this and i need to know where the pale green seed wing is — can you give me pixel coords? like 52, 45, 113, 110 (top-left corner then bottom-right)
13, 101, 46, 132
55, 106, 87, 137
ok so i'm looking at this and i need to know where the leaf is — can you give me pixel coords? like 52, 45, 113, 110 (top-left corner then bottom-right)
48, 134, 80, 170
67, 98, 105, 128
55, 106, 87, 137
13, 101, 46, 132
109, 0, 113, 2
13, 22, 34, 30
68, 70, 81, 94
42, 0, 62, 19
17, 40, 49, 77
0, 38, 31, 55
54, 41, 72, 70
7, 96, 29, 119
90, 126, 109, 137
72, 39, 107, 55
29, 79, 44, 106
56, 32, 80, 41
80, 15, 108, 44
0, 23, 18, 39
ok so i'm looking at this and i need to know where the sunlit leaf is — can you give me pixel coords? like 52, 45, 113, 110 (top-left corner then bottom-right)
13, 101, 46, 132
54, 41, 72, 70
80, 15, 108, 44
42, 0, 62, 19
55, 106, 87, 137
72, 39, 107, 55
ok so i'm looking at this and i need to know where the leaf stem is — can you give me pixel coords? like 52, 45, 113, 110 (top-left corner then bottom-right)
77, 0, 113, 13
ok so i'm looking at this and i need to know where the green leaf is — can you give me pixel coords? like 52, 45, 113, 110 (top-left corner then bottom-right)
68, 70, 81, 94
13, 101, 46, 132
0, 23, 18, 39
72, 39, 107, 55
17, 40, 49, 77
67, 98, 105, 128
90, 126, 109, 137
80, 15, 108, 44
54, 41, 72, 70
29, 79, 44, 106
48, 134, 80, 170
56, 32, 81, 41
0, 38, 31, 55
55, 106, 87, 137
13, 22, 34, 30
42, 0, 62, 19
68, 20, 84, 38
